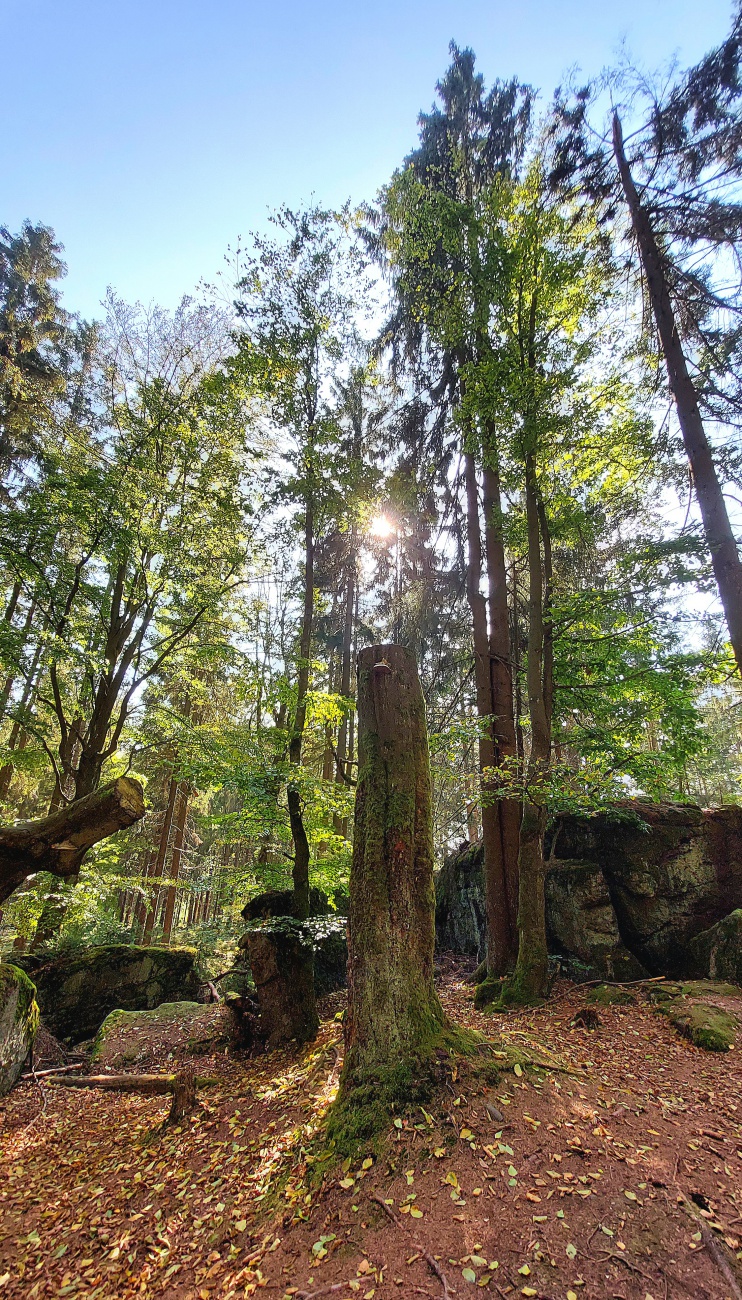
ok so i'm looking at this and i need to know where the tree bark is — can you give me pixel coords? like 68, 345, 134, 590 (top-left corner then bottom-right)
287, 501, 314, 921
342, 644, 444, 1085
510, 458, 551, 1002
463, 453, 514, 975
613, 111, 742, 678
142, 775, 178, 944
0, 776, 145, 904
161, 783, 189, 944
483, 459, 520, 964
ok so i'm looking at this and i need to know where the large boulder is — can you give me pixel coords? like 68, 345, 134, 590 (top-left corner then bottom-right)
435, 802, 742, 978
91, 1000, 240, 1068
435, 842, 487, 959
689, 909, 742, 985
16, 944, 201, 1043
0, 964, 39, 1094
545, 859, 647, 980
241, 886, 333, 921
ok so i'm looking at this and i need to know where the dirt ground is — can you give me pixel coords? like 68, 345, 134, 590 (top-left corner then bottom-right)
2, 957, 742, 1300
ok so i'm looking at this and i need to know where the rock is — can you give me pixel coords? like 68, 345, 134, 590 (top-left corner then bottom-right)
435, 842, 486, 959
91, 1000, 239, 1068
436, 802, 742, 978
0, 964, 39, 1095
545, 859, 647, 981
552, 803, 742, 974
15, 945, 201, 1043
586, 984, 635, 1006
688, 909, 742, 985
244, 920, 319, 1049
649, 982, 739, 1051
238, 916, 348, 998
241, 886, 332, 921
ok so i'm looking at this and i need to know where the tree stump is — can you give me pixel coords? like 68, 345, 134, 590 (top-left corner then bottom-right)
343, 644, 444, 1086
245, 921, 318, 1049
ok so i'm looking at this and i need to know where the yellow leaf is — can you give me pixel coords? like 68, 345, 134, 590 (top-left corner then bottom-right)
339, 1178, 355, 1189
361, 1158, 373, 1170
460, 1128, 474, 1140
235, 1220, 247, 1233
409, 1207, 423, 1218
434, 1147, 446, 1158
514, 1063, 523, 1077
518, 1264, 531, 1276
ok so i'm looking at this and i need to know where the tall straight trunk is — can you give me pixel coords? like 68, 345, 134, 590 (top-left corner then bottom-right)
341, 644, 444, 1089
482, 460, 520, 959
511, 457, 551, 1002
0, 599, 37, 720
334, 546, 356, 836
287, 501, 314, 920
0, 640, 43, 800
161, 783, 189, 944
463, 452, 514, 975
142, 776, 178, 944
613, 111, 742, 678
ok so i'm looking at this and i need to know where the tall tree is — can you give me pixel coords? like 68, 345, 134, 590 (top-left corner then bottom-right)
377, 45, 533, 974
550, 9, 742, 676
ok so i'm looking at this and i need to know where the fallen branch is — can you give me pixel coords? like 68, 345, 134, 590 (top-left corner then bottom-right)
371, 1194, 452, 1299
44, 1068, 205, 1125
295, 1285, 347, 1300
22, 1062, 85, 1080
0, 777, 145, 903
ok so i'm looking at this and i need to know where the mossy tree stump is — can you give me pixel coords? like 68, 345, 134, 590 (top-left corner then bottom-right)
340, 645, 445, 1103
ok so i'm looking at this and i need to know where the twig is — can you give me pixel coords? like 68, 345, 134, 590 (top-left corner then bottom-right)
592, 1250, 654, 1280
295, 1285, 347, 1300
22, 1062, 84, 1080
679, 1199, 742, 1300
371, 1194, 452, 1299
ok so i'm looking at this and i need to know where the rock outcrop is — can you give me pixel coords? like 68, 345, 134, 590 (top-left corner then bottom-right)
436, 802, 742, 978
689, 910, 742, 986
15, 945, 201, 1043
0, 964, 39, 1094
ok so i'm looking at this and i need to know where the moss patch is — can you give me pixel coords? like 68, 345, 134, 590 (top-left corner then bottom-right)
660, 1000, 737, 1051
475, 974, 545, 1011
586, 984, 635, 1006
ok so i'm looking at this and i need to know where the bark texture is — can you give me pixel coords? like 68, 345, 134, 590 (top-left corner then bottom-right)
0, 777, 145, 904
613, 112, 742, 678
343, 644, 444, 1081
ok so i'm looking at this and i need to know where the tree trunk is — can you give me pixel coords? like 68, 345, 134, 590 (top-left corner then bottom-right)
0, 777, 145, 904
287, 502, 315, 920
463, 453, 513, 976
510, 458, 551, 1003
142, 775, 178, 944
483, 459, 520, 962
161, 784, 189, 944
613, 111, 742, 679
342, 644, 444, 1087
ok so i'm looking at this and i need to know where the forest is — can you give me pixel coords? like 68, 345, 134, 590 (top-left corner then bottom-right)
3, 10, 742, 1300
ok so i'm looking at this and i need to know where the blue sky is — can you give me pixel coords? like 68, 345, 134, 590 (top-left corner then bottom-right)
3, 0, 734, 319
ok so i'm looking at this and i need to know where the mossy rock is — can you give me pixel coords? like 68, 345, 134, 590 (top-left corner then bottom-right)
91, 1000, 237, 1066
689, 909, 742, 985
15, 945, 202, 1043
586, 984, 636, 1006
0, 964, 39, 1095
657, 999, 737, 1051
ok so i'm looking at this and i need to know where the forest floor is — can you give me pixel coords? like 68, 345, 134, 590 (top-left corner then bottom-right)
2, 956, 742, 1300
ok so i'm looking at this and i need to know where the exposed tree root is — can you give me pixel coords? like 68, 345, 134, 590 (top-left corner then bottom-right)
370, 1193, 452, 1299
